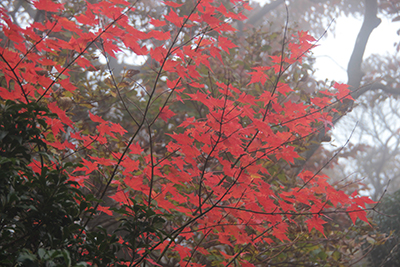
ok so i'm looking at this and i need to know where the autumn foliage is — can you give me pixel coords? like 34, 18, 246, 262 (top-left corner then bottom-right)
0, 0, 374, 266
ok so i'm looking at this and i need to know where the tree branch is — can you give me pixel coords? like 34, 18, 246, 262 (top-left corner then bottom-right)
360, 82, 400, 95
347, 0, 381, 97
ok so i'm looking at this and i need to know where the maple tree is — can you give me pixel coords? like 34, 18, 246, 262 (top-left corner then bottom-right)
0, 0, 377, 266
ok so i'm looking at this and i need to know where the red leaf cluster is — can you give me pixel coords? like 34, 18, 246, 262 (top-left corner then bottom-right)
0, 0, 372, 266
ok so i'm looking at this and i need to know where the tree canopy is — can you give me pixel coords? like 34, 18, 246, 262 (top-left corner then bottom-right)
1, 0, 397, 266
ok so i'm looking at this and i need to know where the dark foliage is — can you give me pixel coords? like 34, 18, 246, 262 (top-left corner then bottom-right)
368, 190, 400, 266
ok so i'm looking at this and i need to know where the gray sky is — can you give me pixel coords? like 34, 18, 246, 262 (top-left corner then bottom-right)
313, 15, 399, 82
252, 0, 399, 82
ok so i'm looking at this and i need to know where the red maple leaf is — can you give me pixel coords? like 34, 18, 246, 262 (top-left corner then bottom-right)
159, 106, 176, 122
305, 215, 327, 236
89, 112, 106, 124
34, 0, 64, 12
218, 36, 238, 54
150, 18, 166, 27
164, 9, 183, 27
248, 66, 270, 85
334, 82, 354, 101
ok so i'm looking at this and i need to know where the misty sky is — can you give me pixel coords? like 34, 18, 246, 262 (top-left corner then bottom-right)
313, 15, 398, 82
